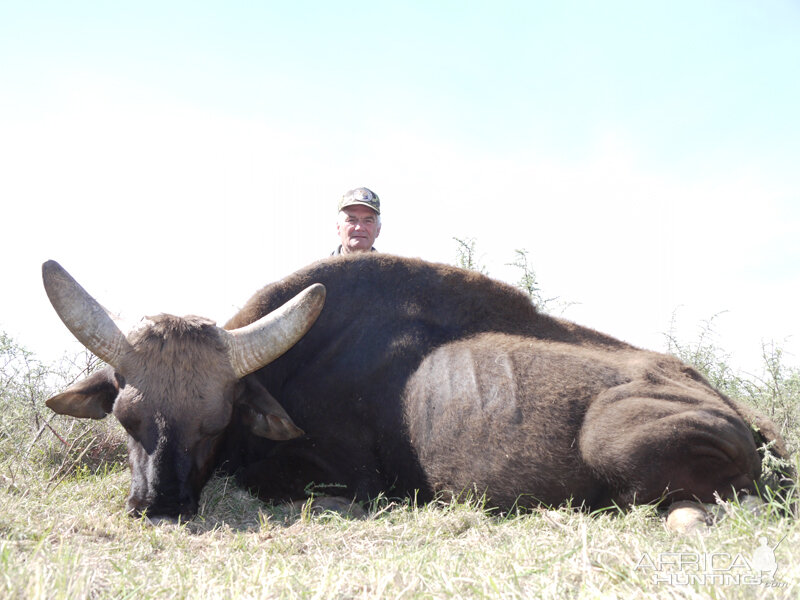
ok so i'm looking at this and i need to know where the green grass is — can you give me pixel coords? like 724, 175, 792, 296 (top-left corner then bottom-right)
2, 330, 799, 599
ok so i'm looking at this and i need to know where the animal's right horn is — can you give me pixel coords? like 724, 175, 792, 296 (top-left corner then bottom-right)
225, 283, 326, 378
42, 260, 130, 367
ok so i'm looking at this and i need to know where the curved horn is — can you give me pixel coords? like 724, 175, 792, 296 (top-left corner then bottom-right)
42, 260, 131, 367
225, 283, 326, 378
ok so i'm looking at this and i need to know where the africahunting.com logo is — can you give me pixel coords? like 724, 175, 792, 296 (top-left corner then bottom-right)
634, 535, 787, 588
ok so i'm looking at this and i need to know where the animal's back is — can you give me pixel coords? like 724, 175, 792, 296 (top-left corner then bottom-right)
227, 254, 630, 351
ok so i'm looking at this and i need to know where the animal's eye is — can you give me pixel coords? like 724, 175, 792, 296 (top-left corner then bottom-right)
115, 410, 137, 432
112, 399, 142, 437
198, 409, 232, 437
199, 422, 226, 438
116, 416, 142, 441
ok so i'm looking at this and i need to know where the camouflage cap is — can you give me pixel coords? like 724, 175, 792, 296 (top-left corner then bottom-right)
338, 187, 380, 214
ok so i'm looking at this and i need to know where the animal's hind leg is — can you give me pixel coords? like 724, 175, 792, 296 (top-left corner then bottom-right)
578, 396, 762, 506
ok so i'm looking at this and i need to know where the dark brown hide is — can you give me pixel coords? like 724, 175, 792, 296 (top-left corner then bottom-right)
404, 334, 763, 508
46, 254, 791, 517
222, 254, 790, 510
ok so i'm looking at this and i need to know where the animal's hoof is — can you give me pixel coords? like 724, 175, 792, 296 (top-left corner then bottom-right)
738, 494, 767, 515
665, 501, 713, 534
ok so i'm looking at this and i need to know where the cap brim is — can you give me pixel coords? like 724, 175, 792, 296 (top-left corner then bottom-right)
339, 201, 380, 214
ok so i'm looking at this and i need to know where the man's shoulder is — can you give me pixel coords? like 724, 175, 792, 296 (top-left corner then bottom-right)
330, 246, 378, 256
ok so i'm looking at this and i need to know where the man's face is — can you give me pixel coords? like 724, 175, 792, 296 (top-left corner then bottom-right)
337, 205, 381, 253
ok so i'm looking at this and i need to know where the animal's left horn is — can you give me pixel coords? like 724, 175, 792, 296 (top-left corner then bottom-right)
42, 260, 131, 367
225, 283, 326, 378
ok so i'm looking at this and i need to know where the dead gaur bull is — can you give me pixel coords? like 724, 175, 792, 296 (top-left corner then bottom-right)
42, 255, 794, 528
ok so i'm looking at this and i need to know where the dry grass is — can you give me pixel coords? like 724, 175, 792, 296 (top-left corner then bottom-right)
2, 445, 799, 599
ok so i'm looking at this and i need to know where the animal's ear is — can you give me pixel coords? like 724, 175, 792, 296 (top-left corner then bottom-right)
46, 367, 120, 419
237, 375, 305, 441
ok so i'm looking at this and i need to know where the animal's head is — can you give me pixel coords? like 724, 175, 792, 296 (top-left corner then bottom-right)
41, 260, 325, 521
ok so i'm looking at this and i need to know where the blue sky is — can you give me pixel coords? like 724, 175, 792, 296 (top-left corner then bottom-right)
1, 1, 798, 373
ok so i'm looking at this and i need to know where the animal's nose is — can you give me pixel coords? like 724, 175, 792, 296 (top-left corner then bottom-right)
127, 508, 194, 526
125, 493, 198, 521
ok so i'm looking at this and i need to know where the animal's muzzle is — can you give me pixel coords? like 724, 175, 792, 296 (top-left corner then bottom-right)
125, 434, 201, 521
125, 488, 199, 521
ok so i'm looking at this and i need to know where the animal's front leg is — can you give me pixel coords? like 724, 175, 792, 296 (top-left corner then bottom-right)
236, 442, 384, 506
236, 453, 340, 503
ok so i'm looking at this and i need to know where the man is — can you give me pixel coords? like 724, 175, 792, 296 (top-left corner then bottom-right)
332, 187, 381, 255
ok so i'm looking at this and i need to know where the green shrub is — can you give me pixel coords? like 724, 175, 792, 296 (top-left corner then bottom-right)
665, 315, 800, 455
0, 332, 127, 488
